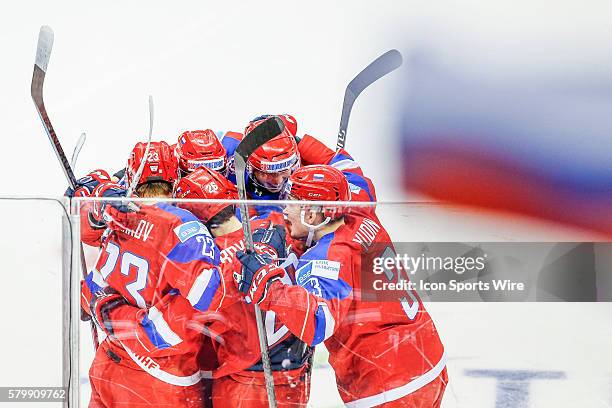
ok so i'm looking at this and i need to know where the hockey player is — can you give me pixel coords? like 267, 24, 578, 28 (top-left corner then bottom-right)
77, 141, 225, 407
80, 179, 227, 407
238, 114, 323, 228
242, 114, 376, 213
97, 167, 312, 407
70, 141, 179, 248
176, 167, 312, 407
236, 165, 448, 407
174, 129, 243, 181
241, 115, 300, 203
126, 140, 178, 197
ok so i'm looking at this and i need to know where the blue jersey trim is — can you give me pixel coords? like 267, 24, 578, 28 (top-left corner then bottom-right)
329, 153, 374, 201
329, 152, 353, 165
166, 236, 220, 265
140, 314, 172, 350
297, 234, 353, 301
312, 305, 328, 346
156, 202, 199, 224
222, 135, 240, 158
85, 272, 103, 294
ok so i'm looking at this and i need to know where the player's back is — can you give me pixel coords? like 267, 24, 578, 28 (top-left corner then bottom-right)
86, 203, 224, 386
97, 202, 219, 309
300, 213, 445, 401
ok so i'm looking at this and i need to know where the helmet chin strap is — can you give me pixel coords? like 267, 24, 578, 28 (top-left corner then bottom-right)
300, 208, 331, 247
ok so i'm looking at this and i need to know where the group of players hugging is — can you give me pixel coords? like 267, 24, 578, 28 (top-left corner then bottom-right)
70, 114, 447, 407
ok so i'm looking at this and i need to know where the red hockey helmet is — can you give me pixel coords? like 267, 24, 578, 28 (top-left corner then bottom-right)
284, 165, 350, 218
283, 165, 350, 246
126, 141, 178, 187
175, 130, 228, 176
279, 114, 298, 138
244, 118, 300, 193
174, 166, 238, 223
249, 114, 298, 138
247, 113, 297, 137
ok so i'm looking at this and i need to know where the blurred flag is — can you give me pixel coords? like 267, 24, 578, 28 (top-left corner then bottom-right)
398, 55, 612, 237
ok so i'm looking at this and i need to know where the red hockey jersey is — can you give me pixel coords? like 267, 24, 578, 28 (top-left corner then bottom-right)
259, 214, 446, 405
94, 217, 310, 383
208, 221, 310, 381
82, 202, 228, 386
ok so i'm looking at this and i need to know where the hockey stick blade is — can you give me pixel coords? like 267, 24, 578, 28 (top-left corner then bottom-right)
336, 49, 403, 150
31, 26, 77, 187
235, 116, 285, 163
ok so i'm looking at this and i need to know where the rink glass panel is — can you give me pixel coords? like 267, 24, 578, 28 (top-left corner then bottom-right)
0, 198, 67, 408
73, 198, 612, 408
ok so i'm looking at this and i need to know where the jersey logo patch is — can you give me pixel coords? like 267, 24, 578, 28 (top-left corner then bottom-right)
296, 260, 341, 285
174, 220, 209, 243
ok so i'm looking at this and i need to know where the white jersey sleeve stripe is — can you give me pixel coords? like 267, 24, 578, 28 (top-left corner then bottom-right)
320, 302, 335, 341
345, 352, 447, 408
91, 269, 109, 289
187, 268, 214, 306
121, 342, 202, 386
147, 306, 183, 346
331, 158, 359, 171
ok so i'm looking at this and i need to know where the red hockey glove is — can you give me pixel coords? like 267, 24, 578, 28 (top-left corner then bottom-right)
89, 181, 132, 226
89, 286, 127, 337
65, 169, 111, 198
236, 251, 285, 305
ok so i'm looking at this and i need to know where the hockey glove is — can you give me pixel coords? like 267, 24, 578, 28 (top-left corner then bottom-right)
236, 251, 285, 305
65, 169, 112, 198
90, 286, 127, 337
251, 223, 287, 260
90, 182, 132, 225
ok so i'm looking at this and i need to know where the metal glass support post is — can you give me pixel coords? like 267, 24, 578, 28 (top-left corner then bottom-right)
69, 198, 81, 408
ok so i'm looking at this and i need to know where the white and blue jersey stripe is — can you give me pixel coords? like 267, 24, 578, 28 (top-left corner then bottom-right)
295, 233, 352, 345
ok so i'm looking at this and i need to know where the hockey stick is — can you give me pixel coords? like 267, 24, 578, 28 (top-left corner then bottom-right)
336, 49, 403, 150
31, 26, 77, 186
31, 26, 100, 349
70, 132, 86, 171
126, 96, 154, 198
234, 116, 285, 408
